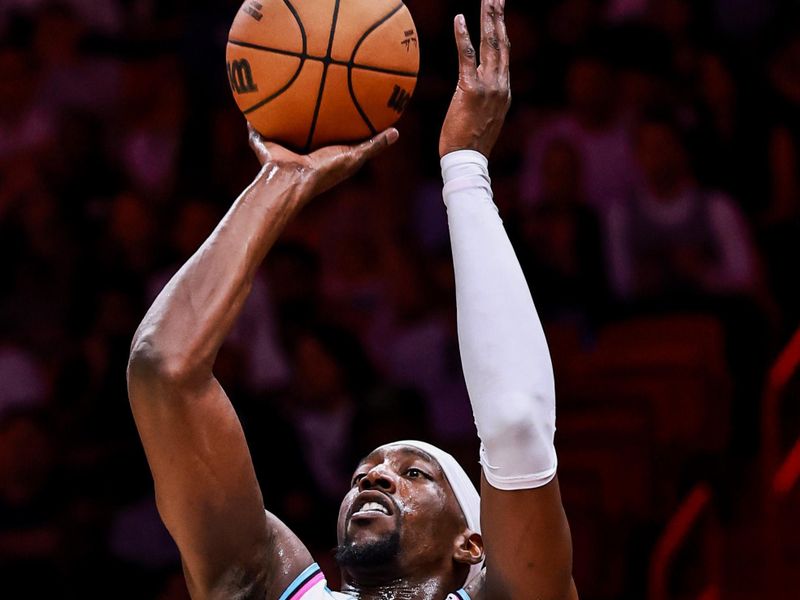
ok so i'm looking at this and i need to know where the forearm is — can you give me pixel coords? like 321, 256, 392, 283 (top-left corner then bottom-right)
444, 150, 557, 489
130, 166, 305, 383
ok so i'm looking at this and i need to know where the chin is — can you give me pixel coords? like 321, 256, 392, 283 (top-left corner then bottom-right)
335, 530, 401, 569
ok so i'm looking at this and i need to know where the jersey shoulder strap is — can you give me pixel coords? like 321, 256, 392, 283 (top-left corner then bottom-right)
277, 564, 339, 600
277, 564, 470, 600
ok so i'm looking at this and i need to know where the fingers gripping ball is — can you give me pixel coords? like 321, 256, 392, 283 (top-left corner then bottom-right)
227, 0, 419, 152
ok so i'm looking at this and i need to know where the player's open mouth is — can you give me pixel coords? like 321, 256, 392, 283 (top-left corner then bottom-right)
350, 492, 394, 520
353, 501, 390, 516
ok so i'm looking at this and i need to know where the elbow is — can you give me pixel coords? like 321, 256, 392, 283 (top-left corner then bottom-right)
127, 336, 203, 391
476, 389, 558, 487
479, 391, 555, 451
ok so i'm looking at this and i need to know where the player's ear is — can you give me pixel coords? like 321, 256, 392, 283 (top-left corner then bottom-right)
453, 530, 484, 566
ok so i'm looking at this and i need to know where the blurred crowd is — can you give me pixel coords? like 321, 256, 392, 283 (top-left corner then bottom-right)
1, 0, 799, 598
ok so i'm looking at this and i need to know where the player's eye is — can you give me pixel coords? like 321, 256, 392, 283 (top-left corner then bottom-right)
406, 468, 428, 479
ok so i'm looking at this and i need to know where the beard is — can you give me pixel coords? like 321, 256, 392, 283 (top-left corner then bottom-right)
334, 530, 401, 569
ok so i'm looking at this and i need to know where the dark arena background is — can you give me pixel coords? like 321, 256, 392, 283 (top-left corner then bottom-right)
1, 1, 799, 598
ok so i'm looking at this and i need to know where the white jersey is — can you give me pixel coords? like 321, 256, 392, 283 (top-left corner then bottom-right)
279, 564, 472, 600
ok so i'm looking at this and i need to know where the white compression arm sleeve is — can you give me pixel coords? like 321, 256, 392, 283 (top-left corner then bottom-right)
442, 150, 557, 490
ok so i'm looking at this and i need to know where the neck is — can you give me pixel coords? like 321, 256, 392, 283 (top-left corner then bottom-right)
341, 572, 455, 600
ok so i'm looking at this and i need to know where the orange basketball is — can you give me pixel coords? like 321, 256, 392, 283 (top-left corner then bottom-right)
226, 0, 419, 152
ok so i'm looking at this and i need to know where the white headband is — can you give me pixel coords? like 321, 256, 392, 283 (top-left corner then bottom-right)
384, 440, 484, 587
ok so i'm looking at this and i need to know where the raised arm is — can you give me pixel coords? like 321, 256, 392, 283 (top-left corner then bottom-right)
440, 3, 576, 599
127, 129, 397, 598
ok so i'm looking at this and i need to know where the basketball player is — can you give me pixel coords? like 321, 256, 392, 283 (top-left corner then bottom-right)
127, 1, 577, 598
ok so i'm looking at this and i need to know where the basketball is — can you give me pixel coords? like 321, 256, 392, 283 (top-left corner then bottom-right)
226, 0, 419, 152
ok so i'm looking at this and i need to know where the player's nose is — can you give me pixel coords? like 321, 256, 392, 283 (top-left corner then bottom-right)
358, 465, 397, 494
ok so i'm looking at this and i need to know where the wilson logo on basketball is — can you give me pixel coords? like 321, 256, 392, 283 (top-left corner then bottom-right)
228, 59, 258, 94
387, 85, 411, 113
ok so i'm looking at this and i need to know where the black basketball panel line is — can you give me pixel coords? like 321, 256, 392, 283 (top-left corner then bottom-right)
348, 11, 419, 75
230, 0, 307, 56
350, 63, 417, 78
345, 3, 409, 137
242, 57, 307, 114
229, 39, 308, 60
305, 0, 342, 151
347, 65, 378, 136
348, 2, 405, 65
324, 0, 342, 59
348, 69, 417, 135
229, 40, 418, 78
282, 0, 308, 55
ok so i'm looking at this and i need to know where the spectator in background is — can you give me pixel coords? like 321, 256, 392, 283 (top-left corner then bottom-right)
761, 28, 800, 333
0, 333, 48, 420
689, 51, 757, 201
607, 113, 758, 303
318, 180, 399, 343
101, 192, 160, 283
711, 0, 778, 41
366, 240, 475, 444
547, 0, 604, 51
520, 50, 636, 217
33, 3, 121, 119
280, 324, 376, 504
1, 184, 78, 353
765, 31, 800, 226
605, 0, 649, 23
517, 138, 608, 323
0, 0, 124, 36
266, 242, 324, 332
608, 112, 770, 456
0, 410, 63, 596
0, 43, 54, 163
116, 56, 185, 200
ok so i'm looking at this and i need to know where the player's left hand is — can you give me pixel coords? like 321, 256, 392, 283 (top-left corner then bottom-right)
439, 0, 511, 159
248, 125, 399, 199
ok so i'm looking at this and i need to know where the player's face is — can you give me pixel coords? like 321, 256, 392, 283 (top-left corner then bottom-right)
336, 445, 466, 574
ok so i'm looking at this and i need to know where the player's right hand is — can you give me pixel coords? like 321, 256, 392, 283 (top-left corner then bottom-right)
439, 0, 511, 159
248, 125, 399, 199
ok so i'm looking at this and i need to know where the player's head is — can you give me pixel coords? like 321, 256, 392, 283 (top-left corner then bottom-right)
336, 441, 484, 589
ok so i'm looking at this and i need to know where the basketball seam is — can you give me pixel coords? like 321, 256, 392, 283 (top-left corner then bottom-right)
347, 2, 407, 135
228, 40, 418, 78
238, 0, 308, 115
283, 0, 308, 55
348, 63, 417, 78
304, 0, 342, 152
243, 58, 307, 114
347, 67, 377, 136
347, 2, 405, 67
